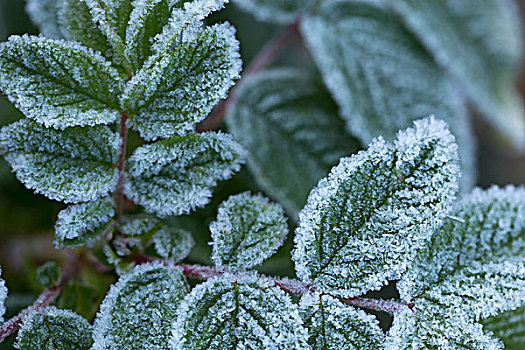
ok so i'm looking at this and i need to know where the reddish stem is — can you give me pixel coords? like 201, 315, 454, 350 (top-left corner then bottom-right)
115, 112, 130, 220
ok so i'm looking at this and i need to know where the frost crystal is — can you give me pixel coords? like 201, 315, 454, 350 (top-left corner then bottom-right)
16, 307, 94, 350
210, 192, 288, 271
54, 197, 116, 248
227, 69, 360, 216
0, 267, 7, 323
122, 23, 241, 140
124, 132, 246, 217
153, 226, 194, 262
92, 262, 188, 350
0, 35, 122, 129
391, 0, 525, 149
26, 0, 63, 38
171, 276, 311, 349
0, 120, 120, 203
233, 0, 315, 24
117, 214, 161, 236
483, 305, 525, 349
300, 293, 385, 349
293, 117, 460, 297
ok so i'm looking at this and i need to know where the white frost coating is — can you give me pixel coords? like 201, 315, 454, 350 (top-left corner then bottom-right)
118, 214, 160, 236
0, 120, 120, 203
26, 0, 63, 38
92, 262, 188, 350
0, 35, 123, 129
0, 267, 7, 323
124, 132, 246, 217
153, 226, 194, 262
300, 293, 385, 349
210, 192, 288, 271
54, 197, 116, 248
171, 275, 311, 349
293, 117, 460, 298
233, 0, 315, 24
122, 22, 242, 140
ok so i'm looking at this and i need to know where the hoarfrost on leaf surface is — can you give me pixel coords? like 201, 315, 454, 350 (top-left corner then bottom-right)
483, 305, 525, 349
300, 293, 385, 349
54, 197, 116, 248
0, 267, 6, 323
391, 0, 525, 149
124, 132, 246, 217
153, 226, 194, 262
26, 0, 63, 38
122, 22, 241, 140
210, 192, 288, 271
0, 35, 123, 129
0, 120, 120, 203
171, 276, 311, 349
92, 262, 188, 350
16, 307, 94, 350
293, 117, 460, 297
227, 69, 361, 216
232, 0, 315, 24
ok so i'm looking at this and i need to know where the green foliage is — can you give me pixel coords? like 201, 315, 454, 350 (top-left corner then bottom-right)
484, 306, 525, 350
233, 0, 315, 23
152, 226, 194, 262
35, 262, 61, 288
16, 307, 94, 350
25, 0, 62, 38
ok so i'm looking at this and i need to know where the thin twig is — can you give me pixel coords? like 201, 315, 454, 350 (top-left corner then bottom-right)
115, 111, 130, 220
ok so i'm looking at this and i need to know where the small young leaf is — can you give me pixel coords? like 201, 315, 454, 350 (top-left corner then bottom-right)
124, 132, 246, 217
0, 120, 120, 203
0, 267, 7, 323
391, 0, 525, 149
232, 0, 315, 24
35, 262, 61, 288
171, 276, 310, 349
153, 227, 194, 262
483, 305, 525, 350
16, 307, 94, 350
55, 197, 116, 248
122, 23, 241, 140
117, 214, 160, 236
26, 0, 62, 38
300, 293, 385, 349
92, 262, 189, 350
293, 117, 460, 297
0, 35, 123, 129
227, 69, 361, 216
210, 192, 288, 270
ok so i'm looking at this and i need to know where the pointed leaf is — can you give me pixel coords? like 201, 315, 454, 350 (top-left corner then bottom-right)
227, 69, 361, 216
172, 276, 310, 349
153, 226, 194, 262
35, 262, 61, 288
0, 120, 120, 203
124, 132, 246, 217
16, 307, 94, 350
117, 214, 161, 236
0, 35, 122, 128
55, 197, 116, 248
293, 117, 460, 297
210, 192, 288, 270
391, 0, 525, 149
233, 0, 315, 24
483, 305, 525, 350
92, 262, 189, 350
0, 267, 6, 323
300, 293, 385, 349
26, 0, 62, 38
122, 23, 241, 140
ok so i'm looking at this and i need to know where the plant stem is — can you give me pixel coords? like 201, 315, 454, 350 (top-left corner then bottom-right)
115, 111, 130, 220
196, 18, 301, 132
0, 252, 79, 342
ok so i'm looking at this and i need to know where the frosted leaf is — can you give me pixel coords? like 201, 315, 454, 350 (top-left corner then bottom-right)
293, 117, 460, 297
92, 262, 188, 350
35, 262, 61, 287
0, 120, 120, 203
0, 267, 6, 323
16, 307, 94, 350
124, 132, 246, 217
483, 305, 525, 349
391, 0, 525, 149
227, 69, 361, 216
386, 306, 503, 350
54, 197, 116, 248
153, 226, 194, 262
117, 214, 161, 236
0, 35, 122, 128
400, 186, 525, 319
210, 192, 288, 270
122, 22, 241, 140
232, 0, 315, 24
171, 276, 311, 349
300, 293, 385, 349
26, 0, 63, 38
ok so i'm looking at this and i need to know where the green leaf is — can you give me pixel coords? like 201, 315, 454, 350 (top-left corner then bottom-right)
55, 197, 116, 248
124, 132, 246, 217
0, 120, 120, 203
153, 226, 194, 262
293, 117, 460, 297
0, 35, 123, 128
0, 267, 6, 323
210, 192, 288, 270
172, 276, 310, 349
399, 186, 525, 319
16, 307, 94, 350
26, 0, 62, 38
391, 0, 525, 149
117, 214, 161, 236
483, 305, 525, 350
232, 0, 315, 24
35, 262, 61, 287
300, 293, 385, 349
227, 69, 361, 216
92, 262, 188, 350
122, 23, 241, 140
